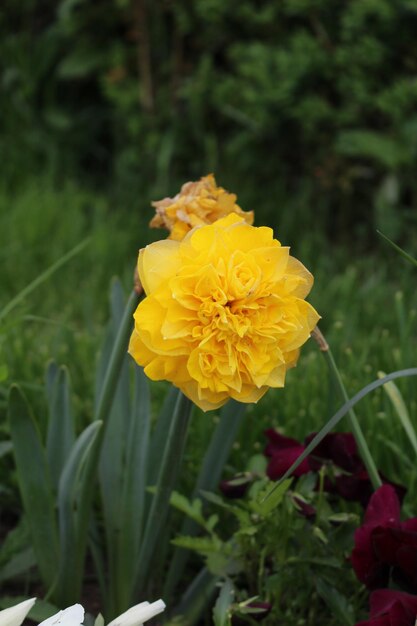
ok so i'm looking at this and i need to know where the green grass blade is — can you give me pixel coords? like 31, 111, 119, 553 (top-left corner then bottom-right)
46, 363, 75, 491
133, 393, 193, 599
377, 230, 417, 268
55, 421, 102, 604
8, 385, 59, 589
0, 238, 90, 322
379, 371, 417, 457
262, 368, 417, 502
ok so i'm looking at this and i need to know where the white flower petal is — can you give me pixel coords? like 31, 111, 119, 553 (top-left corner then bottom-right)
107, 600, 165, 626
39, 604, 85, 626
0, 598, 36, 626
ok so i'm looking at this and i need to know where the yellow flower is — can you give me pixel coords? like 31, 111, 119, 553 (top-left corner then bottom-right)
150, 174, 254, 241
129, 214, 320, 411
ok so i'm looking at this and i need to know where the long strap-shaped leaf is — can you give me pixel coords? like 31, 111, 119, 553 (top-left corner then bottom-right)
262, 367, 417, 502
133, 392, 193, 599
54, 421, 103, 604
98, 280, 132, 616
164, 400, 246, 599
116, 365, 151, 612
45, 363, 75, 490
8, 385, 59, 589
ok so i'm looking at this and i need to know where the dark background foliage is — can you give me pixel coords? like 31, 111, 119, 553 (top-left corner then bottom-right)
2, 0, 417, 244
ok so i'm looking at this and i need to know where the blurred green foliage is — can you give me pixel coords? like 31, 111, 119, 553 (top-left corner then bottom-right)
2, 0, 417, 241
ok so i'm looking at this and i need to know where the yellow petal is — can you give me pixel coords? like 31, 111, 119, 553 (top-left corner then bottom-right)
138, 239, 181, 294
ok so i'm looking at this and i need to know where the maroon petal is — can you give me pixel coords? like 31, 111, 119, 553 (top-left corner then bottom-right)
266, 446, 310, 479
370, 589, 417, 623
351, 526, 390, 588
304, 432, 362, 472
372, 526, 403, 564
396, 545, 417, 590
363, 485, 401, 526
264, 429, 303, 457
335, 471, 373, 506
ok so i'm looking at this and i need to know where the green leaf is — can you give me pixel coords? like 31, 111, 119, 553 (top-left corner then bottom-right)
213, 579, 234, 626
115, 364, 151, 610
196, 400, 246, 492
148, 386, 180, 485
8, 385, 59, 589
133, 393, 193, 597
55, 421, 103, 604
98, 280, 135, 614
172, 536, 220, 554
170, 493, 207, 528
0, 548, 35, 583
253, 479, 292, 517
201, 491, 250, 526
379, 372, 417, 457
164, 400, 245, 598
315, 578, 354, 626
46, 363, 75, 490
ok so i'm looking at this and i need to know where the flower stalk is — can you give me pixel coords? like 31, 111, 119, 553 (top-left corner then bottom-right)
312, 326, 382, 490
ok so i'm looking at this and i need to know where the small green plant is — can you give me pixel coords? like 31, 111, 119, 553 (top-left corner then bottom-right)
170, 463, 361, 625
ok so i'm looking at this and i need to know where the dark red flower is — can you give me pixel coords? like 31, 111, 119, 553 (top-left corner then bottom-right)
356, 589, 417, 626
334, 469, 407, 508
265, 430, 364, 480
264, 430, 310, 479
305, 432, 362, 473
351, 485, 417, 590
265, 430, 406, 509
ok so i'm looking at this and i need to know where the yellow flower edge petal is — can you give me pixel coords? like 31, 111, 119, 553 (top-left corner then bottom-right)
130, 213, 320, 411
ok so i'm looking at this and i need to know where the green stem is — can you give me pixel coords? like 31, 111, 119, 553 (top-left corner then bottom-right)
0, 238, 90, 323
95, 289, 140, 424
313, 327, 382, 490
